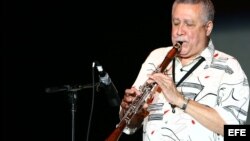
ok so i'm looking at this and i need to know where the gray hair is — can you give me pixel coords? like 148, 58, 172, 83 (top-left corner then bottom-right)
173, 0, 215, 23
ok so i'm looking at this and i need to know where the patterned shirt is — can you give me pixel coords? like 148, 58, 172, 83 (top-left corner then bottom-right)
122, 40, 250, 141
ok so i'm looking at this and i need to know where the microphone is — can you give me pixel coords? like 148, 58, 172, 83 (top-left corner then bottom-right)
94, 61, 121, 107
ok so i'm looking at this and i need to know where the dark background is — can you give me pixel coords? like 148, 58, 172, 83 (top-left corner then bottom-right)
2, 0, 250, 141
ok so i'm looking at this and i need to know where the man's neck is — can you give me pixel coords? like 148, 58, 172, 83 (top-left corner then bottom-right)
179, 57, 198, 66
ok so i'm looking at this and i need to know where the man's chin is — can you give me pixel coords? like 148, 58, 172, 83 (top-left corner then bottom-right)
177, 52, 188, 58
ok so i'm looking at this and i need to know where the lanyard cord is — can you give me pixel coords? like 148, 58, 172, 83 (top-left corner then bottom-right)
171, 57, 205, 113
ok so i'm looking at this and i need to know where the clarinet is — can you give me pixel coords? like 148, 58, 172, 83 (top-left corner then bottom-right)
105, 42, 182, 141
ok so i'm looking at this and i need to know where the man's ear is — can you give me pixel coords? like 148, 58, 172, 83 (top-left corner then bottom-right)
205, 21, 213, 36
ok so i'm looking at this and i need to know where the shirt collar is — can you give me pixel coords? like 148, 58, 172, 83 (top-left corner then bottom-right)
200, 39, 215, 66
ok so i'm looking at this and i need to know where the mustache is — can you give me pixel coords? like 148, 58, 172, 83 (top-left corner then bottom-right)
176, 37, 188, 42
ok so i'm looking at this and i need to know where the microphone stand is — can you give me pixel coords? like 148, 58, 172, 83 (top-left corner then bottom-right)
69, 90, 77, 141
45, 83, 99, 141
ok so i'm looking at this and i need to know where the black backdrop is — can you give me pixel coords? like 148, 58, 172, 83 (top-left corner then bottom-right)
2, 0, 250, 141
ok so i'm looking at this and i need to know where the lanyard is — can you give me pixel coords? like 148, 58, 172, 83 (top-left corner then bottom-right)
171, 57, 205, 113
